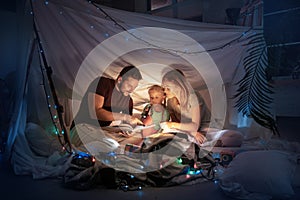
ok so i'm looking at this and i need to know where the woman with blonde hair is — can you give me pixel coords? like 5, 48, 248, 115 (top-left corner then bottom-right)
161, 69, 243, 147
160, 69, 208, 144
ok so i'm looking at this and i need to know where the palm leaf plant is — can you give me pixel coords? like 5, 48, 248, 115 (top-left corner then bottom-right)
234, 32, 279, 135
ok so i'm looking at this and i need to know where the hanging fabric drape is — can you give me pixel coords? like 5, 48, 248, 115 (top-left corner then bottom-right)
6, 0, 272, 160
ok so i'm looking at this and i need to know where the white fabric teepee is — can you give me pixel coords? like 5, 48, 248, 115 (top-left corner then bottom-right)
2, 0, 271, 176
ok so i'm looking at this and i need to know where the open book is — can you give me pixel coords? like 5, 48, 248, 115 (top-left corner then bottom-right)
104, 120, 155, 134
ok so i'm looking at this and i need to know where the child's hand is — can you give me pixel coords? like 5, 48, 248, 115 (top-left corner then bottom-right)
142, 115, 153, 126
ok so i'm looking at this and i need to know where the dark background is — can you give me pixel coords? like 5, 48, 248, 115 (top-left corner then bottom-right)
264, 0, 300, 78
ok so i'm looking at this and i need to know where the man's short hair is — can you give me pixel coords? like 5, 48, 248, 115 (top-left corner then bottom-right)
118, 65, 142, 81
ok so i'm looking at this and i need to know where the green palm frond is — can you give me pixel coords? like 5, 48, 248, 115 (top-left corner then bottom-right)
233, 32, 279, 135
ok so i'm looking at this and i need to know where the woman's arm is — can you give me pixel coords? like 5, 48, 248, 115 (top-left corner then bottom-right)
163, 103, 200, 132
162, 104, 206, 144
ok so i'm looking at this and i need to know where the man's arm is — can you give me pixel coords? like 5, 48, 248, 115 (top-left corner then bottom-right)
88, 93, 143, 124
88, 93, 126, 121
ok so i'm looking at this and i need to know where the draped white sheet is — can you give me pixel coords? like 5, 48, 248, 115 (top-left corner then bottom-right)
28, 0, 267, 130
7, 0, 272, 162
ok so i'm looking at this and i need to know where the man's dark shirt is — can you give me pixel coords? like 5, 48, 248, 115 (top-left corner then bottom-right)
74, 77, 133, 127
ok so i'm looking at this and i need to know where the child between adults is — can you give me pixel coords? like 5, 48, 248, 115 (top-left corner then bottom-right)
118, 85, 169, 148
141, 85, 170, 137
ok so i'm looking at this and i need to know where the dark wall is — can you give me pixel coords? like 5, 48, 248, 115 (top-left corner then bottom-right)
112, 0, 135, 11
0, 0, 16, 12
264, 0, 300, 78
93, 0, 135, 11
264, 0, 300, 45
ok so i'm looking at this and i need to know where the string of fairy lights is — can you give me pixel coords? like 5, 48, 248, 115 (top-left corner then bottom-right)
29, 0, 300, 189
88, 0, 255, 55
37, 49, 68, 151
30, 0, 254, 156
88, 0, 300, 51
30, 0, 73, 154
37, 45, 72, 153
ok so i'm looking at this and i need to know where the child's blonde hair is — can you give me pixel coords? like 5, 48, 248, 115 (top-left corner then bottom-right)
148, 84, 166, 105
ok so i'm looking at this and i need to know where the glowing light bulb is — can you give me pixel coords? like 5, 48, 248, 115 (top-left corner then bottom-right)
176, 157, 182, 164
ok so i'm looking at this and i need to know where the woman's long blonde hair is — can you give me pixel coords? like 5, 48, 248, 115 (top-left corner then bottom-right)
162, 69, 194, 111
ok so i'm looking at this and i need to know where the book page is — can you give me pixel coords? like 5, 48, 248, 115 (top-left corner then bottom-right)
104, 123, 155, 134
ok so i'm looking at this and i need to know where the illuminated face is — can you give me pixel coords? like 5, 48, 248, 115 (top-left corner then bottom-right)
148, 90, 165, 105
162, 80, 178, 99
118, 77, 139, 96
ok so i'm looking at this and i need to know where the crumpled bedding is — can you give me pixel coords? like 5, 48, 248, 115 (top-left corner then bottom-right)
10, 122, 300, 195
11, 122, 210, 186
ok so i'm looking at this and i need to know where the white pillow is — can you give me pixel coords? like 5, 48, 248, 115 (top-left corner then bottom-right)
219, 150, 298, 199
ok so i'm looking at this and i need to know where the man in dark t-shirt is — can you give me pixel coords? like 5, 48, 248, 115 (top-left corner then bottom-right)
73, 66, 143, 128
